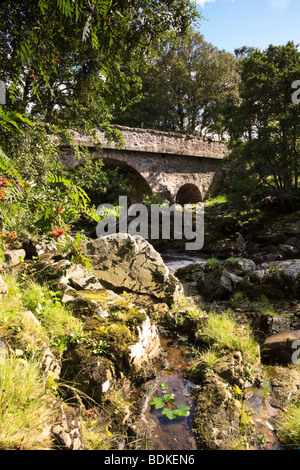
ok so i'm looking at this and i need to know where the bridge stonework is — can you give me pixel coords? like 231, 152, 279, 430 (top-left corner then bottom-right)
61, 126, 228, 203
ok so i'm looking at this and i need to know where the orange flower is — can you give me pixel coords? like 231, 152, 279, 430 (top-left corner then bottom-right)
0, 177, 8, 187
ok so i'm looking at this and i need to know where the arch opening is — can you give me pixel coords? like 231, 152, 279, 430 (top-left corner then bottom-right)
100, 157, 152, 203
176, 183, 202, 205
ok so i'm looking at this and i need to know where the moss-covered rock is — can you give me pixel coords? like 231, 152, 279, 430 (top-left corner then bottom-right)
240, 259, 300, 300
192, 373, 242, 450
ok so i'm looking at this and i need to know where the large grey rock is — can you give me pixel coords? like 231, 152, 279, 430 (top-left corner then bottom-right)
83, 233, 183, 304
260, 330, 300, 365
240, 259, 300, 299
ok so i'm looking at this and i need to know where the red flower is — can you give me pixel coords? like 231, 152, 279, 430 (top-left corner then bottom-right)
49, 228, 65, 238
9, 231, 17, 240
0, 178, 8, 187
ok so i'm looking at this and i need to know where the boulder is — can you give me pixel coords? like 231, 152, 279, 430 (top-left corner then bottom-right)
22, 235, 57, 258
198, 264, 243, 300
222, 258, 256, 277
240, 259, 300, 299
213, 351, 245, 389
192, 373, 242, 450
260, 330, 300, 365
128, 314, 161, 372
83, 233, 183, 305
4, 249, 26, 268
27, 257, 103, 293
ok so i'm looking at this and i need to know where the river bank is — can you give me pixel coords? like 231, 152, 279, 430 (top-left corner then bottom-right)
0, 204, 300, 450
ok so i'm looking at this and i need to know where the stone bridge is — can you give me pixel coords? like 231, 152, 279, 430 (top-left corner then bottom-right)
61, 126, 228, 203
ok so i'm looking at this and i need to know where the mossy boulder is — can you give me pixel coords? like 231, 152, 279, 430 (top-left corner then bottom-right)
240, 259, 300, 300
192, 373, 242, 450
61, 292, 161, 403
197, 263, 243, 301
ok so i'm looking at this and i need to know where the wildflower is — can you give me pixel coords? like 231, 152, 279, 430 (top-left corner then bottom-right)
9, 231, 17, 240
0, 190, 6, 201
0, 177, 8, 187
49, 228, 66, 238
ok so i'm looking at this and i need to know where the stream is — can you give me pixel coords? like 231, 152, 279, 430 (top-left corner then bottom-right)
141, 253, 284, 451
128, 335, 198, 450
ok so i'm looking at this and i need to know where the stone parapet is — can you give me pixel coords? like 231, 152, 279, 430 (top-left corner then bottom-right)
70, 125, 227, 160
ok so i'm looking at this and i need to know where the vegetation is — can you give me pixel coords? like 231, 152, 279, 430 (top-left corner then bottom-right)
224, 42, 300, 213
0, 0, 200, 255
188, 311, 259, 382
114, 30, 239, 137
276, 402, 300, 448
150, 383, 190, 421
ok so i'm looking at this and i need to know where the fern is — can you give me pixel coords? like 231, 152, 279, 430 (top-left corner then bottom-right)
0, 148, 25, 185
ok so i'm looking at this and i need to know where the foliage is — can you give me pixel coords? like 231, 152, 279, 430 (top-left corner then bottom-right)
0, 354, 56, 449
150, 383, 191, 420
114, 30, 239, 137
276, 401, 300, 448
19, 280, 85, 355
0, 0, 200, 247
197, 311, 259, 363
0, 0, 199, 138
224, 42, 300, 212
68, 156, 132, 206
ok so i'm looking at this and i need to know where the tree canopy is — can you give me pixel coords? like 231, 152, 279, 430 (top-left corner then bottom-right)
0, 0, 200, 143
113, 31, 239, 137
224, 42, 300, 212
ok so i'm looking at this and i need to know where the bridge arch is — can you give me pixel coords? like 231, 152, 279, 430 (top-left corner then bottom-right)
175, 183, 203, 205
93, 152, 152, 202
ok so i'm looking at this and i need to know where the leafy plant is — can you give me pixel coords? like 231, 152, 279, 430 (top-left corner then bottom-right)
92, 340, 109, 357
150, 384, 191, 420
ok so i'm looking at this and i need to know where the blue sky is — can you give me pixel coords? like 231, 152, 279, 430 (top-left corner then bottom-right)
195, 0, 300, 52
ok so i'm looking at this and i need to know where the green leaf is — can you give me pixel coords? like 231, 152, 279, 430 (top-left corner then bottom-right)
176, 404, 190, 417
150, 397, 165, 410
160, 383, 168, 390
163, 393, 175, 403
162, 408, 175, 420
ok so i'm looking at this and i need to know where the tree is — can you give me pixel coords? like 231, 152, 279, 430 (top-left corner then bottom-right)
0, 0, 200, 252
224, 42, 300, 212
114, 31, 239, 137
0, 0, 199, 142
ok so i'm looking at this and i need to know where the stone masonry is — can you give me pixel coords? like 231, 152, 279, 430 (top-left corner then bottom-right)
61, 125, 228, 203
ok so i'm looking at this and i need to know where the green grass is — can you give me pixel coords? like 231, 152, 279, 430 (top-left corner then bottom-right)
205, 194, 228, 207
0, 274, 143, 450
21, 279, 85, 355
0, 354, 56, 449
199, 312, 259, 362
276, 402, 300, 448
188, 311, 259, 382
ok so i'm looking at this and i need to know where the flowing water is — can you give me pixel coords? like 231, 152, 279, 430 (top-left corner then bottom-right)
161, 252, 284, 451
162, 252, 207, 272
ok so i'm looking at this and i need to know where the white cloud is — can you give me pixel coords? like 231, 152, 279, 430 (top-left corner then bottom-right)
196, 0, 217, 6
196, 0, 235, 8
269, 0, 292, 9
